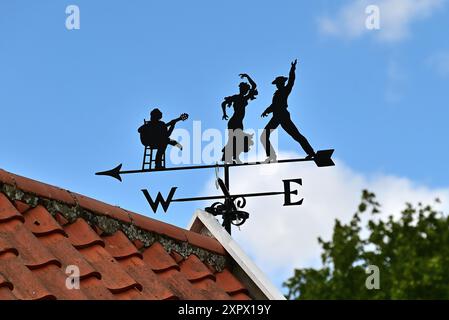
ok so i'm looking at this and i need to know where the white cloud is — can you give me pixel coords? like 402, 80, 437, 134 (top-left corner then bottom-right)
318, 0, 445, 42
427, 51, 449, 77
201, 152, 449, 289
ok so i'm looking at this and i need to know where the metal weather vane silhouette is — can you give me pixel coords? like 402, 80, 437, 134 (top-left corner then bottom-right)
96, 60, 335, 234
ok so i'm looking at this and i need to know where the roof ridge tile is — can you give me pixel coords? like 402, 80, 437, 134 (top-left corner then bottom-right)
11, 174, 76, 206
0, 169, 17, 188
70, 193, 132, 224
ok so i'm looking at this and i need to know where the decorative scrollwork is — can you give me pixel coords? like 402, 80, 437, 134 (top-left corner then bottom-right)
205, 202, 226, 216
233, 196, 247, 209
205, 199, 249, 228
231, 210, 249, 227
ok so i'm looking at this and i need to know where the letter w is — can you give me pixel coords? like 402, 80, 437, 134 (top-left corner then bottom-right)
141, 187, 177, 213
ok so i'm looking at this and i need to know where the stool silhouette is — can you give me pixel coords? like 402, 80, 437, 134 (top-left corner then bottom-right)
142, 145, 165, 170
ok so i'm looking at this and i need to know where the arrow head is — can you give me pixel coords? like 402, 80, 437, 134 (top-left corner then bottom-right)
95, 164, 123, 182
314, 149, 335, 167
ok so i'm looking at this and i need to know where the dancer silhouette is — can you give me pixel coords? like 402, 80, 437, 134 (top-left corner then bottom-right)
138, 108, 188, 169
221, 74, 258, 163
260, 60, 315, 162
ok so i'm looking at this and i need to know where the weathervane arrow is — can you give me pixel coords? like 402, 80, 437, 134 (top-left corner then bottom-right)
95, 149, 335, 182
96, 163, 123, 182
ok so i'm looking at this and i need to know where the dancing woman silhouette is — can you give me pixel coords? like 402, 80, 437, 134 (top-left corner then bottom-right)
221, 74, 258, 163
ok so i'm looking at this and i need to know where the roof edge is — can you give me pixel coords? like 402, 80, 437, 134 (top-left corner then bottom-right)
188, 210, 286, 300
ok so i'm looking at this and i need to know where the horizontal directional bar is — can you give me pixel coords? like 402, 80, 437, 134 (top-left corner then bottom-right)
172, 190, 289, 203
122, 158, 309, 174
95, 149, 334, 181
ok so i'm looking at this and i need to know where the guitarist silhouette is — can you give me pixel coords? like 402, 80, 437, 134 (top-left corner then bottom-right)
138, 108, 188, 169
261, 59, 315, 162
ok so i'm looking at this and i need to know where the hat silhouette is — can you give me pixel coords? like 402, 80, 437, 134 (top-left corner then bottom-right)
272, 76, 288, 85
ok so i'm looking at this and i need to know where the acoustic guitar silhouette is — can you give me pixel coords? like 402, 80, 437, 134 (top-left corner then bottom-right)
140, 113, 189, 148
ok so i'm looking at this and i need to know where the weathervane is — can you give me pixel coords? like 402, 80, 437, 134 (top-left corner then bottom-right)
96, 60, 335, 234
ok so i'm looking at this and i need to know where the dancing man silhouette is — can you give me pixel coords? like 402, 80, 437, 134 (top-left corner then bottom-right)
221, 73, 258, 164
261, 59, 315, 162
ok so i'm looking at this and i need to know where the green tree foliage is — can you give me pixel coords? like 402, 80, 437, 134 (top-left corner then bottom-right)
284, 190, 449, 299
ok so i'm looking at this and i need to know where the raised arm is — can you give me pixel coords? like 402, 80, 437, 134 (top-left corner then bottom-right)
285, 59, 297, 93
240, 73, 258, 101
240, 73, 257, 90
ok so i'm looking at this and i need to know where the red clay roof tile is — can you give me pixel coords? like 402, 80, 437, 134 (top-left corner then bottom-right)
0, 286, 16, 299
38, 233, 101, 280
132, 239, 144, 250
12, 174, 75, 205
0, 219, 60, 269
113, 287, 145, 300
79, 244, 141, 293
158, 268, 209, 300
23, 205, 66, 237
0, 193, 24, 223
64, 218, 105, 249
170, 250, 185, 264
0, 251, 17, 260
118, 256, 175, 300
32, 264, 88, 300
179, 254, 215, 282
78, 277, 116, 300
71, 193, 132, 224
0, 256, 56, 300
142, 242, 179, 272
114, 286, 161, 300
13, 200, 30, 214
0, 169, 16, 187
103, 230, 142, 260
54, 212, 69, 226
0, 236, 19, 258
129, 212, 188, 242
0, 272, 13, 290
230, 292, 252, 300
185, 230, 226, 255
215, 269, 248, 295
190, 277, 231, 300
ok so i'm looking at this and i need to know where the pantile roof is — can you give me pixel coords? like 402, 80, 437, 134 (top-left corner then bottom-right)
0, 169, 252, 300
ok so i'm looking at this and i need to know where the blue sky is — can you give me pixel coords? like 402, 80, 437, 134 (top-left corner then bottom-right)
1, 0, 449, 291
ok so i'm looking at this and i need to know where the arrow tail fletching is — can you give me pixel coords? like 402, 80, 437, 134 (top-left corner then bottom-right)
95, 164, 123, 182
